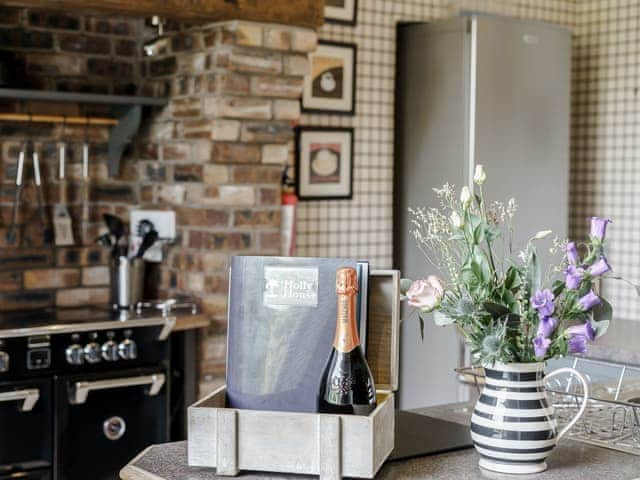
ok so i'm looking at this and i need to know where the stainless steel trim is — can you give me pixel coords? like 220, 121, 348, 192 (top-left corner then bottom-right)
103, 416, 126, 441
467, 15, 478, 187
71, 373, 166, 405
0, 315, 176, 339
157, 316, 176, 341
0, 388, 40, 411
0, 351, 8, 372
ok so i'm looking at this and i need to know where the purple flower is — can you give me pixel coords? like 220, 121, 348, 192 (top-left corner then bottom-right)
531, 289, 555, 317
537, 316, 558, 337
567, 322, 596, 341
589, 257, 611, 277
566, 241, 580, 264
567, 322, 597, 355
590, 217, 612, 241
568, 334, 588, 355
533, 335, 551, 359
565, 265, 585, 290
578, 290, 601, 311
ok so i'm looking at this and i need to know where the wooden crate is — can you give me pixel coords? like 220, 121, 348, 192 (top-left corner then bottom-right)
188, 270, 400, 480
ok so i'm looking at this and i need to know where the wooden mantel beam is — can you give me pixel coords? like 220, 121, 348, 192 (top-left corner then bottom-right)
0, 0, 324, 29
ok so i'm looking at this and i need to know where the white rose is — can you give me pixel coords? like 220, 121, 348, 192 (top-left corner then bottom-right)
460, 186, 472, 208
473, 164, 486, 185
450, 211, 464, 229
406, 276, 444, 313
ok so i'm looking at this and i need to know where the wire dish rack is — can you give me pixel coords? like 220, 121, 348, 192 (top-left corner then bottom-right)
457, 356, 640, 455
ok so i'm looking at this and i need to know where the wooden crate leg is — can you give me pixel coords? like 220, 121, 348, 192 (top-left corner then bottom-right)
319, 415, 341, 480
216, 409, 239, 476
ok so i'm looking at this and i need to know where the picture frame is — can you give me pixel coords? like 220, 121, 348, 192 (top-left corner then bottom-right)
324, 0, 358, 25
296, 127, 354, 201
302, 41, 357, 115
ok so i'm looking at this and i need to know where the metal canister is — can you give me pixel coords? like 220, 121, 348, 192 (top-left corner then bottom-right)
129, 258, 145, 306
117, 256, 130, 310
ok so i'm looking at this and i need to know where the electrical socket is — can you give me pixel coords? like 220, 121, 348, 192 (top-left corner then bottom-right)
129, 210, 176, 262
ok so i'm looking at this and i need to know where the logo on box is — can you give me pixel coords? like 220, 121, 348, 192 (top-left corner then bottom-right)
263, 266, 319, 307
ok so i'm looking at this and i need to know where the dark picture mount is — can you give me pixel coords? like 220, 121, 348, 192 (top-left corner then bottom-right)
302, 41, 357, 116
324, 0, 358, 25
295, 126, 354, 201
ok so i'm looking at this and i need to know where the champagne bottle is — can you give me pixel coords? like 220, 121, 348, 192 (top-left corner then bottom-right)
318, 267, 377, 415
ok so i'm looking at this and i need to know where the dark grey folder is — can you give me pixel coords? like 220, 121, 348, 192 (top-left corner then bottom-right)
226, 256, 364, 413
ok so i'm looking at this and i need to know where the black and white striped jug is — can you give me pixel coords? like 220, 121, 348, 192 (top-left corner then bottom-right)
471, 362, 589, 474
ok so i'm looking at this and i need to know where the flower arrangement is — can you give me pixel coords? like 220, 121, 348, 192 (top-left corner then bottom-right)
402, 165, 617, 365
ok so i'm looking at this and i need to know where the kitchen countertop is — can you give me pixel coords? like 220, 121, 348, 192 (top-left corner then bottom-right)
120, 318, 640, 480
173, 313, 209, 332
120, 403, 640, 480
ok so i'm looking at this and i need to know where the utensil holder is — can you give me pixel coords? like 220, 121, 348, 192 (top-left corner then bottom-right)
110, 257, 145, 310
130, 258, 145, 306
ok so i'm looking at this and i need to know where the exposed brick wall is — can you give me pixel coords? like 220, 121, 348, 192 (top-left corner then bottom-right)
137, 21, 316, 393
0, 9, 316, 394
0, 7, 144, 310
0, 7, 143, 93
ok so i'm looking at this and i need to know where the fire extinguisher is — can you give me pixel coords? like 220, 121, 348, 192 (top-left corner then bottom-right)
281, 166, 297, 256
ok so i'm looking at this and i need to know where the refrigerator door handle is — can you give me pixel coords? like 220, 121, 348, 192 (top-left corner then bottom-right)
70, 373, 166, 405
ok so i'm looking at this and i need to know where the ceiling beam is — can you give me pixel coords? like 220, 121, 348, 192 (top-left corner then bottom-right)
0, 0, 324, 29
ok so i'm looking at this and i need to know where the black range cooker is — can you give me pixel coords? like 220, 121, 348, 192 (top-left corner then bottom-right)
0, 306, 177, 480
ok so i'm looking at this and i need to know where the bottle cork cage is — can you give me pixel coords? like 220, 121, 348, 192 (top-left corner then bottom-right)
188, 270, 401, 480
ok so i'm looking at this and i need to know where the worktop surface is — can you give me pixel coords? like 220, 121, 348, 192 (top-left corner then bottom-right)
120, 438, 640, 480
120, 404, 640, 480
120, 319, 640, 480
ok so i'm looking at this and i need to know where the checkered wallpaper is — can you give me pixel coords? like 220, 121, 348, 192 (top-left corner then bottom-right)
295, 0, 575, 268
570, 1, 640, 320
297, 0, 640, 319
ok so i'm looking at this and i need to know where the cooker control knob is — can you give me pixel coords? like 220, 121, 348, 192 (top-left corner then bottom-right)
84, 342, 101, 364
65, 344, 84, 365
0, 351, 9, 372
101, 340, 119, 362
118, 339, 137, 360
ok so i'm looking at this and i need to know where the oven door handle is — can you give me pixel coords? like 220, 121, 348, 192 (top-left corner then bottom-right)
0, 388, 40, 412
71, 373, 166, 405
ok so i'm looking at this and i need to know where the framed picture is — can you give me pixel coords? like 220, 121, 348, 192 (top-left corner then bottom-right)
296, 127, 354, 200
302, 41, 357, 115
325, 0, 358, 25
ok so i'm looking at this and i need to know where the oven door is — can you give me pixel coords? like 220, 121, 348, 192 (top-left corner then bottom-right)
0, 378, 52, 473
54, 367, 168, 480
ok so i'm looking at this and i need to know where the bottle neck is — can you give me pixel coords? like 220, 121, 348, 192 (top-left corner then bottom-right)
333, 292, 360, 352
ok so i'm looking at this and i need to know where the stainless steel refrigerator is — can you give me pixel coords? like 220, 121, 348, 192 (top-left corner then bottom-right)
394, 15, 571, 409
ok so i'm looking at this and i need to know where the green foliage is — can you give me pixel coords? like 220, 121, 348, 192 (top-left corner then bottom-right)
407, 176, 617, 366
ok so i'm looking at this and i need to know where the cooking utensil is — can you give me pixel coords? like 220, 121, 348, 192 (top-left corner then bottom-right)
53, 142, 74, 246
136, 219, 155, 237
95, 233, 113, 247
6, 146, 25, 245
135, 230, 158, 259
103, 213, 125, 258
103, 213, 125, 240
30, 142, 54, 245
81, 142, 90, 243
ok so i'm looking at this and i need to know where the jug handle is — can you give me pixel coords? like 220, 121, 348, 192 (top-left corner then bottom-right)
544, 367, 590, 442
